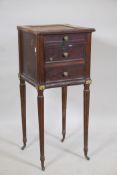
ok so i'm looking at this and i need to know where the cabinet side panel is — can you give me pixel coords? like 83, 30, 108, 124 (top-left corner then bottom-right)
22, 32, 37, 81
37, 34, 45, 85
18, 30, 23, 74
85, 33, 92, 79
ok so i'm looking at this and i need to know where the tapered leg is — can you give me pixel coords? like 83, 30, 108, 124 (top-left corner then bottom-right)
83, 83, 90, 160
37, 90, 45, 171
20, 79, 27, 150
61, 86, 67, 142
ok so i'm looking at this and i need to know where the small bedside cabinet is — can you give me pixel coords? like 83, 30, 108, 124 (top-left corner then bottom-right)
17, 24, 95, 170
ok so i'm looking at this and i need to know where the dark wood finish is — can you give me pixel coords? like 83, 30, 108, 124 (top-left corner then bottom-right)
45, 61, 85, 82
44, 33, 87, 44
20, 79, 27, 150
17, 24, 95, 171
84, 83, 90, 160
85, 33, 92, 79
17, 24, 95, 34
22, 32, 37, 80
61, 86, 67, 142
45, 43, 86, 63
37, 34, 45, 85
37, 90, 45, 171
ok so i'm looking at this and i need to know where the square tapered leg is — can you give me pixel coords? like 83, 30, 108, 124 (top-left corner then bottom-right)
61, 86, 67, 142
37, 89, 45, 171
83, 83, 90, 160
20, 78, 27, 150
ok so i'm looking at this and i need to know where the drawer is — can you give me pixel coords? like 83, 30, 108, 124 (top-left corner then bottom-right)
45, 61, 85, 82
44, 33, 87, 44
45, 44, 86, 62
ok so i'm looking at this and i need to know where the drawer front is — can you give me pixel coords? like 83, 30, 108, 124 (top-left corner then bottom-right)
44, 33, 87, 44
45, 62, 85, 82
45, 44, 86, 62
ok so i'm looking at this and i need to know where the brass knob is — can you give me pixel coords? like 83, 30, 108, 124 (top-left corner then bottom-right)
49, 57, 53, 61
63, 52, 69, 58
63, 36, 69, 41
63, 72, 68, 77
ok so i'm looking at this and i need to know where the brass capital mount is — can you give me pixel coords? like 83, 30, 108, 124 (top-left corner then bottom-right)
85, 79, 92, 85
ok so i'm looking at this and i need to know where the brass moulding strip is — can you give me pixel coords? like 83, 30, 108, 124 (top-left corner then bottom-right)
85, 79, 92, 85
38, 85, 45, 91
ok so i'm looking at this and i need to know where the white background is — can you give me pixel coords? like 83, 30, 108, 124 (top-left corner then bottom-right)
0, 0, 117, 174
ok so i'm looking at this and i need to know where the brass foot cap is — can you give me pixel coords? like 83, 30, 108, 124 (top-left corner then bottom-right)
21, 144, 26, 150
61, 134, 65, 142
42, 166, 45, 171
85, 155, 90, 160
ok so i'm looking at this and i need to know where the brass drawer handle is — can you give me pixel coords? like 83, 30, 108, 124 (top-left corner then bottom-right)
63, 52, 69, 58
63, 35, 69, 41
49, 57, 53, 61
63, 72, 68, 77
